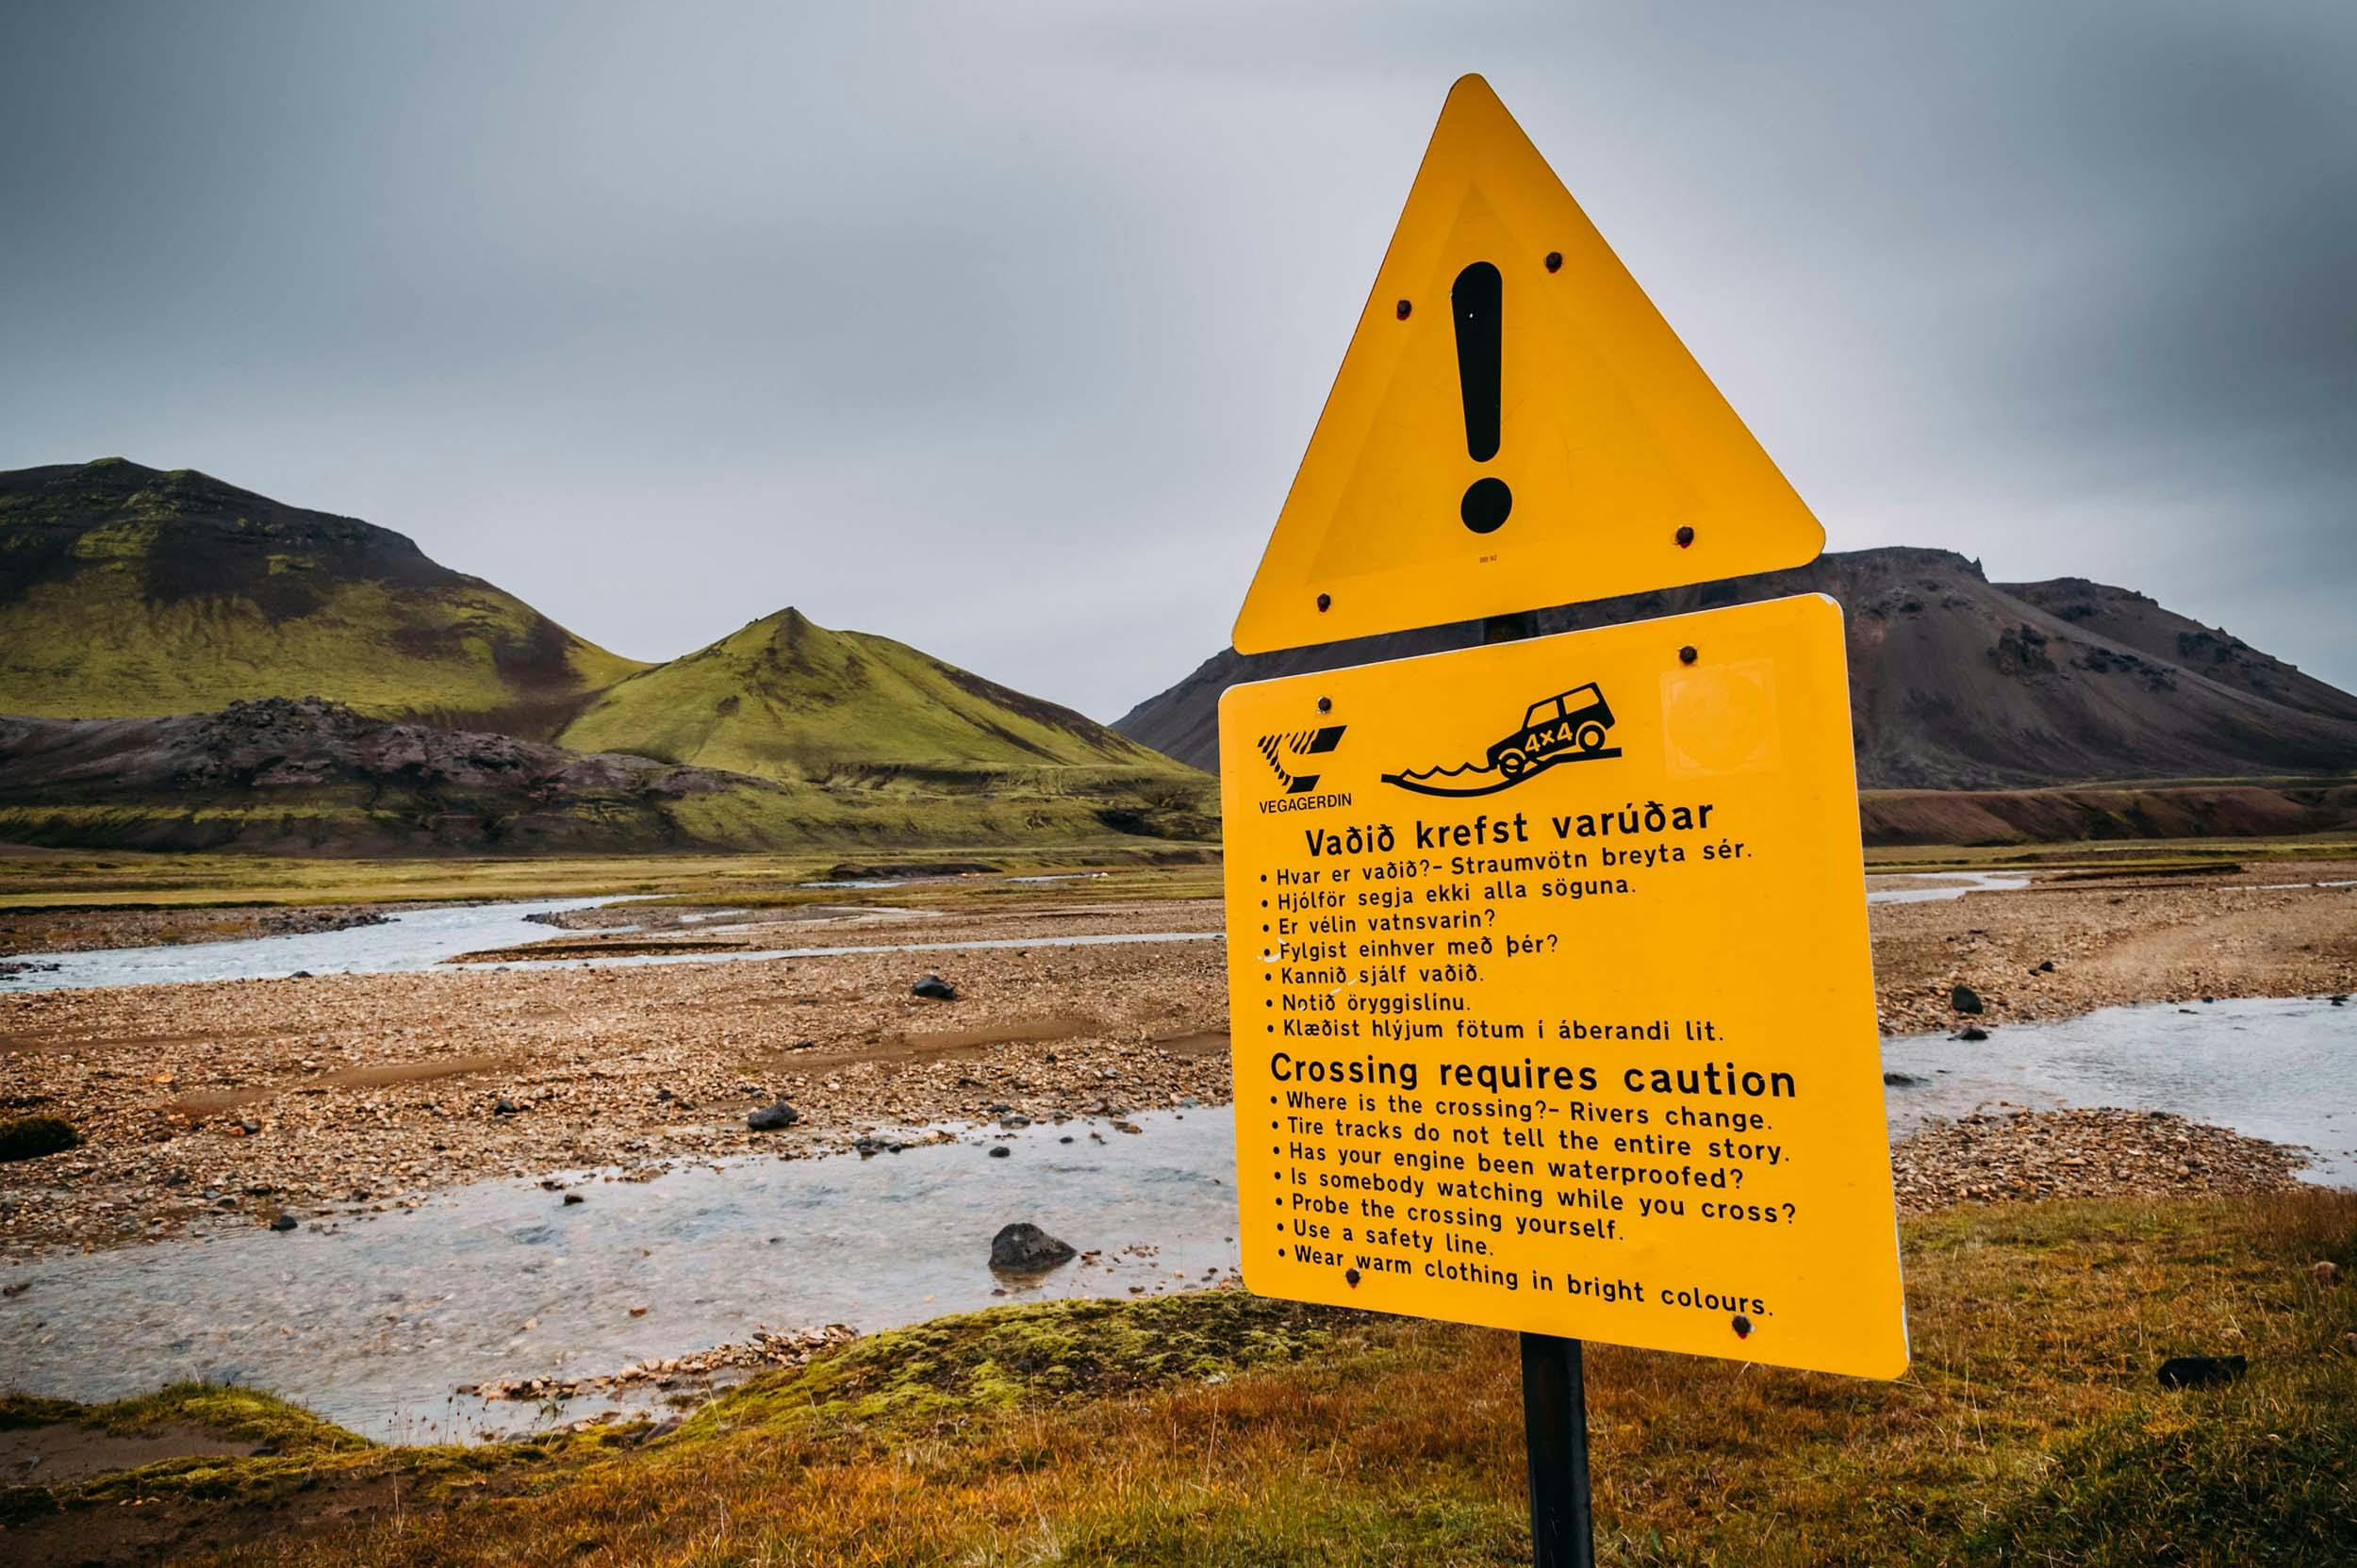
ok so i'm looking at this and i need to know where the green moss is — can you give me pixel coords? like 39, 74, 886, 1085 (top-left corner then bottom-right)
0, 1382, 364, 1453
0, 1115, 77, 1162
0, 461, 647, 731
0, 1381, 631, 1527
682, 1292, 1349, 1442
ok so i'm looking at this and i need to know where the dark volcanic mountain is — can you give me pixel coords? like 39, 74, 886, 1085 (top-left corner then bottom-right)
1998, 576, 2357, 727
0, 698, 776, 855
1117, 548, 2357, 790
0, 458, 645, 736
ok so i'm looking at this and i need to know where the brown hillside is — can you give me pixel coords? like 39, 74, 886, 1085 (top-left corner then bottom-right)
1116, 547, 2357, 790
2000, 576, 2357, 726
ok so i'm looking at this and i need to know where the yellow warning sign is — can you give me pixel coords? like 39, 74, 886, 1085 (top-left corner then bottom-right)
1233, 74, 1825, 654
1222, 594, 1906, 1378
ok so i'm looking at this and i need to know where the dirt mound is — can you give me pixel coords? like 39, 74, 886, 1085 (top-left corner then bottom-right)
1117, 547, 2357, 790
0, 697, 788, 855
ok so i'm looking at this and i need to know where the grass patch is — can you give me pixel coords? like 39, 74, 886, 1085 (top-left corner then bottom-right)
82, 1189, 2353, 1566
0, 1381, 366, 1454
0, 1115, 77, 1163
0, 1381, 630, 1538
684, 1292, 1350, 1444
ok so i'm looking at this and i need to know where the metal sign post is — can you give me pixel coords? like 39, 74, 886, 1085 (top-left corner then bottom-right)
1521, 1332, 1596, 1567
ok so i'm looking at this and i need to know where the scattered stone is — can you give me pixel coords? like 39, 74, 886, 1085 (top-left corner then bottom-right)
475, 1324, 852, 1404
259, 909, 390, 938
1, 1281, 28, 1297
493, 1098, 519, 1116
562, 1192, 585, 1206
2036, 960, 2055, 972
269, 1213, 298, 1232
1955, 1025, 1990, 1042
1882, 1071, 1927, 1088
989, 1221, 1077, 1271
1950, 984, 1984, 1015
746, 1101, 799, 1132
1891, 1108, 2303, 1213
911, 975, 958, 1000
2156, 1354, 2246, 1390
987, 1145, 1011, 1158
1111, 1120, 1143, 1135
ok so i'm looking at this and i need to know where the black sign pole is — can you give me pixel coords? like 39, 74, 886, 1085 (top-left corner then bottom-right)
1520, 1331, 1597, 1566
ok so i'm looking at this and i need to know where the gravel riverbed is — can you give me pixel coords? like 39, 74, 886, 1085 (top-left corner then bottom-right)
3, 869, 2351, 1260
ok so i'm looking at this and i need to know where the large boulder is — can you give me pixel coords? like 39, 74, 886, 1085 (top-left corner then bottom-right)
989, 1222, 1076, 1272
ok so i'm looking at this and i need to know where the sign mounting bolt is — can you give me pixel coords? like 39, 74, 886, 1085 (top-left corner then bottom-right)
1316, 697, 1332, 714
1675, 525, 1695, 548
1678, 645, 1699, 666
1544, 250, 1563, 272
1394, 299, 1412, 320
1315, 592, 1331, 613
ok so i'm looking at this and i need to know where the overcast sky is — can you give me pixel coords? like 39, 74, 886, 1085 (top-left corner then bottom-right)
5, 2, 2354, 719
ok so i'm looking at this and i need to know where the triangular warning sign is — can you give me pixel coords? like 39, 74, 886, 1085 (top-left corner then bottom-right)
1234, 74, 1825, 654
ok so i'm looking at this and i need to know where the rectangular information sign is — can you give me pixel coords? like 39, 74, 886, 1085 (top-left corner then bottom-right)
1221, 593, 1906, 1378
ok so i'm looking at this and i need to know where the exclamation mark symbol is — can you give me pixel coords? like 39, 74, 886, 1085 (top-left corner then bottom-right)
1453, 260, 1510, 534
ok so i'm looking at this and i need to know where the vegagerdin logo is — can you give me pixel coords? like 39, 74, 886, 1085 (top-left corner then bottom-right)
1254, 726, 1349, 812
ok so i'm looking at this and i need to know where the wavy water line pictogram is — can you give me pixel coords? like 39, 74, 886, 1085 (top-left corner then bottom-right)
1378, 760, 1523, 798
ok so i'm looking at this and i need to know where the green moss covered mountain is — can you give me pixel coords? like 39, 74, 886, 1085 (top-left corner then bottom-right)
558, 607, 1184, 782
0, 458, 646, 735
0, 459, 1211, 851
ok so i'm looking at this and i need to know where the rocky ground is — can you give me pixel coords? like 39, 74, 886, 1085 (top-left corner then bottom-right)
0, 914, 1230, 1260
1890, 1107, 2305, 1212
0, 866, 2351, 1261
0, 903, 395, 958
1870, 863, 2357, 1032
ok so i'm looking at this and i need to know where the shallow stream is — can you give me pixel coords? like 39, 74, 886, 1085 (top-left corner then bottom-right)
0, 1112, 1240, 1443
1879, 994, 2356, 1181
7, 872, 2018, 994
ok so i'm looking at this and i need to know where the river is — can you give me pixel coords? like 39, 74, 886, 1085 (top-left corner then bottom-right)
2, 996, 2348, 1444
4, 871, 2019, 994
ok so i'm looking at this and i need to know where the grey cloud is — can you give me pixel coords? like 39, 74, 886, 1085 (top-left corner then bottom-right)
3, 1, 2353, 716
